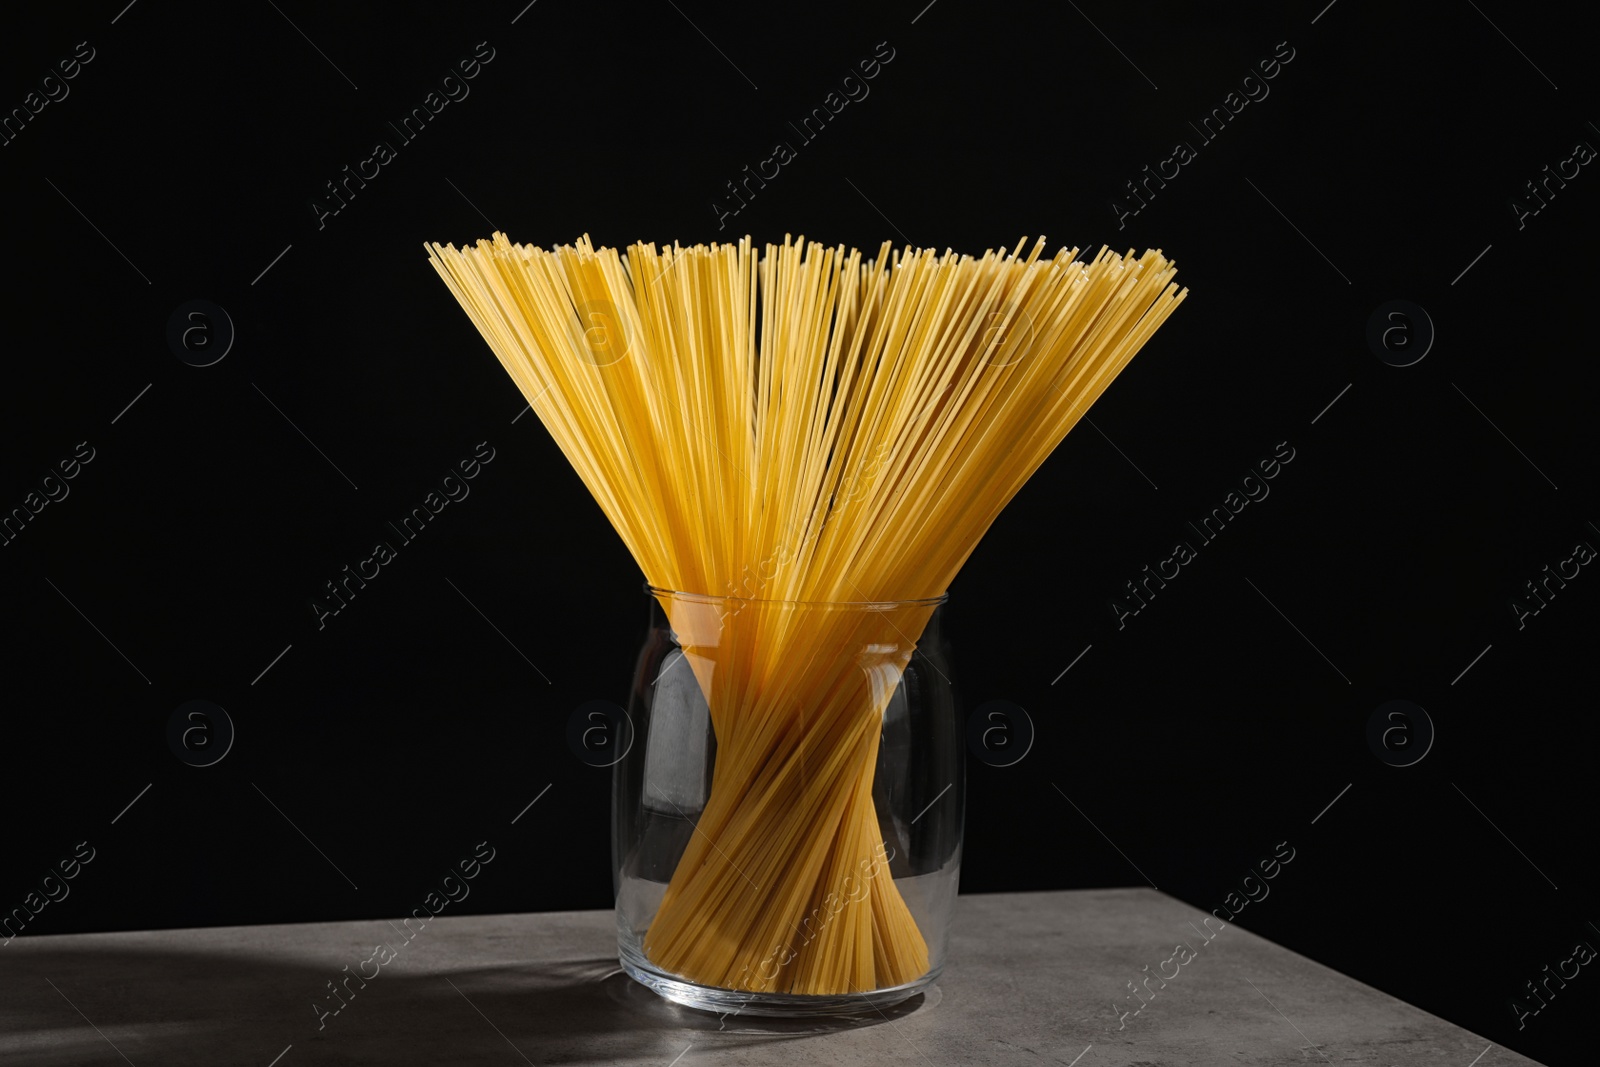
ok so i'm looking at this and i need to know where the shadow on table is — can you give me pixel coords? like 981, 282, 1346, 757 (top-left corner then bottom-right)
0, 942, 932, 1066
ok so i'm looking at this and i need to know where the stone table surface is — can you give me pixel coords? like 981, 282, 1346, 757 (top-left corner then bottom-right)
1, 888, 1537, 1066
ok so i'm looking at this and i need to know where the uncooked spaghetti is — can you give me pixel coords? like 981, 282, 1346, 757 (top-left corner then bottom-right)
426, 233, 1186, 995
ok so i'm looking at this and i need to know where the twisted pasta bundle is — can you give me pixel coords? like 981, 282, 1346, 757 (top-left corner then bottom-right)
426, 232, 1186, 993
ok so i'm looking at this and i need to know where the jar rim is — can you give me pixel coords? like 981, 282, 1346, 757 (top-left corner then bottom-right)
645, 583, 948, 609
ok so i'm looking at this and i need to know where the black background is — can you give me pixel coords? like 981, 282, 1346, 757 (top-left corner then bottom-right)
3, 1, 1597, 1064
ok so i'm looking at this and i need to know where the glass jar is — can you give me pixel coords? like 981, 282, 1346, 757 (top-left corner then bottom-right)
613, 585, 963, 1016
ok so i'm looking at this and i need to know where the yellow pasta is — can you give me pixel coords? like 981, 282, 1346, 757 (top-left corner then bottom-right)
425, 232, 1186, 995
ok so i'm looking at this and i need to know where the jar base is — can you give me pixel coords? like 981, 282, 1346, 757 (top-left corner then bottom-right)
618, 934, 938, 1017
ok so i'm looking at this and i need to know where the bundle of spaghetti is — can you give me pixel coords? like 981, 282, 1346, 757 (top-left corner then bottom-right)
425, 232, 1186, 994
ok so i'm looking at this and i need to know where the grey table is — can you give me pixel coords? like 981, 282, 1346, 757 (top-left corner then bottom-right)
1, 888, 1537, 1066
